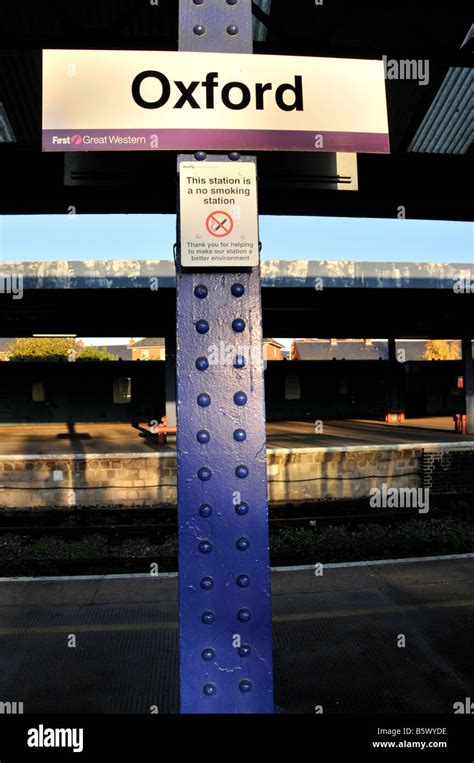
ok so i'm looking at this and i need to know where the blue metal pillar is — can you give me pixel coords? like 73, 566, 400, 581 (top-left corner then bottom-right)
176, 0, 273, 713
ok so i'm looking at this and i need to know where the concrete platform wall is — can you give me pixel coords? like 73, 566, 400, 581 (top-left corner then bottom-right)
266, 445, 420, 503
0, 453, 177, 508
1, 443, 473, 508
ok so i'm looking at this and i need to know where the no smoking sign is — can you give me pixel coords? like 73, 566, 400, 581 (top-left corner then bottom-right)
206, 211, 234, 238
179, 160, 259, 268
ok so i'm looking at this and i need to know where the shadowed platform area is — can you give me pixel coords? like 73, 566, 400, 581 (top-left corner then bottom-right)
0, 418, 472, 456
0, 556, 472, 713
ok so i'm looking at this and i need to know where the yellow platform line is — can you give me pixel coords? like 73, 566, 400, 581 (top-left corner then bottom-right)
0, 598, 472, 636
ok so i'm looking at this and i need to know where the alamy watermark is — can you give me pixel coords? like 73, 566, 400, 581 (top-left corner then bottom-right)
383, 55, 429, 86
369, 484, 429, 514
453, 273, 473, 294
27, 725, 83, 753
0, 273, 23, 299
206, 341, 266, 370
453, 697, 473, 714
0, 700, 24, 714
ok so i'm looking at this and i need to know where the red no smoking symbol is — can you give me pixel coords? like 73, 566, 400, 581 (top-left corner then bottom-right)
205, 211, 234, 238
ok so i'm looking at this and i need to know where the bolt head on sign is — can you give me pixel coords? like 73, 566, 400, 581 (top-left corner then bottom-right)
179, 161, 259, 268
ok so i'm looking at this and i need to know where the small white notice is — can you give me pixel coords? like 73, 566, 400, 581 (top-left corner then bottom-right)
179, 161, 259, 268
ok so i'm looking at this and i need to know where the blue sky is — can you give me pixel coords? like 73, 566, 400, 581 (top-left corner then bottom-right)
0, 214, 472, 264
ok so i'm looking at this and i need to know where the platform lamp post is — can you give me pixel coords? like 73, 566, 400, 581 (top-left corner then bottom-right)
461, 335, 474, 434
175, 0, 274, 713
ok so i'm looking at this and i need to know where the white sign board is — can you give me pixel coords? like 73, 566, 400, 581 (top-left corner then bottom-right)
179, 161, 259, 268
42, 50, 389, 154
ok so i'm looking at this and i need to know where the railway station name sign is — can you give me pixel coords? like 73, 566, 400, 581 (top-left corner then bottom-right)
42, 50, 389, 154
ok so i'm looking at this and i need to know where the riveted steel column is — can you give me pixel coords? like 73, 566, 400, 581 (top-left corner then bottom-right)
176, 0, 273, 713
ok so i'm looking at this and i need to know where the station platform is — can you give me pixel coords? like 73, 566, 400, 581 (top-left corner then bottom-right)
0, 555, 472, 713
0, 417, 471, 456
0, 418, 473, 508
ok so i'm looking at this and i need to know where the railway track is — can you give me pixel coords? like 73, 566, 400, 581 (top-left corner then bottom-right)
0, 503, 468, 537
0, 500, 470, 577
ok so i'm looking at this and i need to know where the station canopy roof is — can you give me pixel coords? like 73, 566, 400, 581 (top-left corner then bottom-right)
0, 260, 472, 339
0, 0, 472, 221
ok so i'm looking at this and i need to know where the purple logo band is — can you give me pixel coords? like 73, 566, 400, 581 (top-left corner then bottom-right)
42, 129, 390, 153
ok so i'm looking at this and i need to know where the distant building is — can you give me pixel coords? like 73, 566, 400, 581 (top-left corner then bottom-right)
130, 337, 166, 361
263, 338, 284, 361
291, 338, 388, 361
100, 344, 132, 360
127, 337, 281, 361
290, 339, 463, 361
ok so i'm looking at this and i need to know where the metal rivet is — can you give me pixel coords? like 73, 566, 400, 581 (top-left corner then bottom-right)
203, 683, 217, 696
196, 319, 209, 334
228, 152, 240, 161
195, 356, 209, 371
198, 540, 213, 554
201, 611, 215, 624
193, 25, 206, 36
239, 679, 252, 693
236, 537, 250, 551
194, 151, 207, 160
226, 0, 238, 5
193, 0, 205, 4
231, 283, 245, 297
238, 644, 251, 657
238, 608, 251, 622
227, 24, 239, 35
199, 503, 213, 518
194, 284, 208, 299
202, 648, 215, 661
198, 466, 212, 481
233, 355, 246, 369
197, 393, 211, 407
232, 318, 246, 333
197, 429, 211, 444
237, 574, 250, 588
235, 502, 249, 516
233, 428, 247, 442
201, 576, 214, 590
234, 391, 247, 406
235, 464, 249, 479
